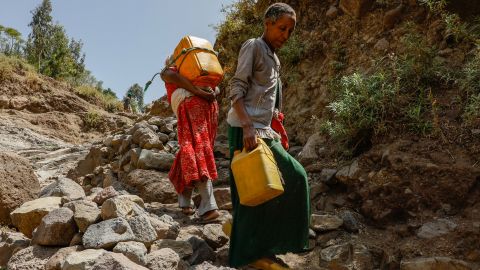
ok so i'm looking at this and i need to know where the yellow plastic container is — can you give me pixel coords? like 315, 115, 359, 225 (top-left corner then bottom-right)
173, 35, 224, 86
231, 138, 284, 206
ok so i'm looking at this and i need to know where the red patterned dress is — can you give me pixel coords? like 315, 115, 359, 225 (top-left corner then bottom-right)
165, 69, 219, 194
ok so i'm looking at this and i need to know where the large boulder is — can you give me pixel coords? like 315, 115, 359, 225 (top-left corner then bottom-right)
151, 239, 193, 259
32, 207, 77, 246
147, 98, 175, 118
136, 149, 174, 171
124, 169, 177, 203
44, 245, 84, 270
127, 215, 157, 246
0, 231, 30, 267
113, 241, 148, 266
146, 248, 181, 270
0, 152, 40, 225
64, 200, 101, 233
10, 197, 62, 238
148, 215, 180, 240
82, 217, 136, 249
91, 252, 149, 270
7, 245, 60, 270
39, 177, 86, 201
101, 195, 146, 220
62, 249, 106, 270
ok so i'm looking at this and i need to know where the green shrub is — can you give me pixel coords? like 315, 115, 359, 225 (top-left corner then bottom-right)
321, 72, 397, 142
461, 46, 480, 123
75, 85, 123, 113
83, 110, 101, 130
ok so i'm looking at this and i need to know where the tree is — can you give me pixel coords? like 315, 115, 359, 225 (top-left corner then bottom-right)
25, 0, 53, 72
68, 38, 85, 83
42, 24, 73, 78
0, 26, 24, 56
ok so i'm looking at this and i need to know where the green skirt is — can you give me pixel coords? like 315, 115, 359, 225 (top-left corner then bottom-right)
227, 126, 310, 267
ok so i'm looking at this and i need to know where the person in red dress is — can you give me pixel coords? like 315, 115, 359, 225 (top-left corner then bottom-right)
161, 58, 220, 222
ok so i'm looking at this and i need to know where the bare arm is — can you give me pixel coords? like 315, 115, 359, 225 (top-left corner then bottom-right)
161, 69, 215, 101
232, 98, 258, 151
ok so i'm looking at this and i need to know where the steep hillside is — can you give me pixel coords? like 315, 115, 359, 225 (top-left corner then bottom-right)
0, 55, 133, 145
214, 0, 480, 268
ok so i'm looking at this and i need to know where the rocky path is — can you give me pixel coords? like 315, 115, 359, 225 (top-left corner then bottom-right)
0, 116, 90, 186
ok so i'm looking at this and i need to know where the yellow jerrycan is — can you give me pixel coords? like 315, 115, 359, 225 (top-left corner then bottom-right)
231, 138, 284, 206
173, 35, 224, 86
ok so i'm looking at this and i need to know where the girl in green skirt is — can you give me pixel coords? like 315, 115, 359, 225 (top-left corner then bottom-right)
226, 3, 310, 268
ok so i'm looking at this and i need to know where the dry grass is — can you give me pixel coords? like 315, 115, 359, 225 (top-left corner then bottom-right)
74, 85, 123, 113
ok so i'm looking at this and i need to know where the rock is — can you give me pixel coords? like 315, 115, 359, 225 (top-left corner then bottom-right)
146, 248, 181, 270
148, 117, 166, 127
0, 231, 30, 267
91, 251, 148, 270
128, 215, 157, 246
124, 169, 177, 203
65, 200, 101, 232
202, 224, 229, 250
62, 249, 106, 270
339, 0, 374, 18
45, 245, 84, 270
383, 4, 404, 30
133, 127, 164, 150
40, 177, 86, 201
298, 133, 325, 166
190, 261, 235, 269
67, 146, 109, 182
338, 210, 362, 233
311, 214, 344, 232
214, 142, 230, 159
310, 183, 329, 199
113, 241, 147, 266
157, 132, 170, 144
32, 207, 77, 246
149, 99, 174, 118
10, 197, 62, 238
400, 257, 472, 270
0, 152, 40, 225
352, 244, 374, 269
336, 160, 361, 184
160, 123, 175, 134
9, 96, 29, 110
136, 149, 174, 171
177, 226, 204, 241
320, 169, 337, 185
326, 5, 339, 19
150, 239, 193, 259
93, 186, 118, 205
187, 236, 216, 265
417, 218, 457, 239
374, 38, 390, 52
7, 245, 60, 270
320, 243, 352, 263
165, 141, 179, 154
82, 218, 136, 249
149, 215, 180, 240
101, 195, 145, 220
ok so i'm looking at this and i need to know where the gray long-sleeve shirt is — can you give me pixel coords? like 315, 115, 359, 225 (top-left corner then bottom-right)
226, 37, 282, 131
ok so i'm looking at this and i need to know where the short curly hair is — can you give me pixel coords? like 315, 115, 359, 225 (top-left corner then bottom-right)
264, 3, 296, 23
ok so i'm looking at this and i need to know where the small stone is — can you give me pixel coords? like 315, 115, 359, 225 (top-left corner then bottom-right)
311, 214, 344, 232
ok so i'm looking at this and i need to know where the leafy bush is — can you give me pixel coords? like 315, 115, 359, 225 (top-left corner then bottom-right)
75, 85, 123, 113
83, 110, 101, 130
321, 25, 447, 148
321, 72, 397, 142
461, 46, 480, 123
